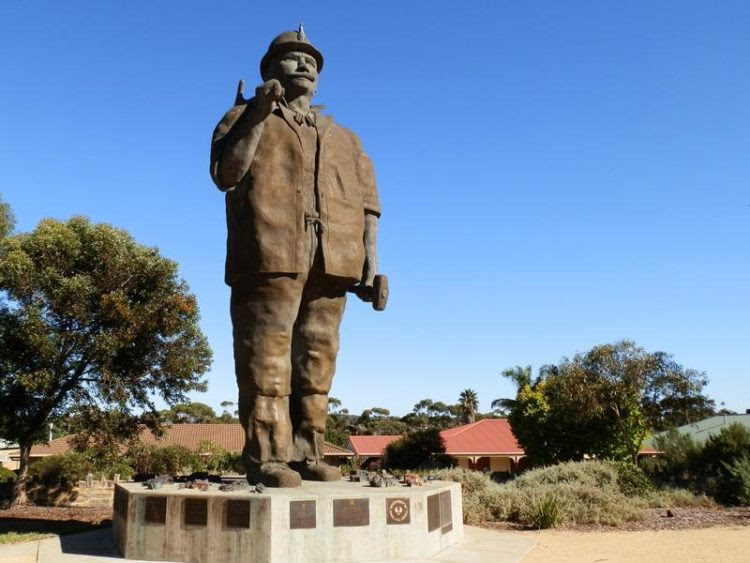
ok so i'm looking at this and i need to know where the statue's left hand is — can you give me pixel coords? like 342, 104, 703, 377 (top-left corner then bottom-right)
361, 252, 377, 288
360, 213, 379, 288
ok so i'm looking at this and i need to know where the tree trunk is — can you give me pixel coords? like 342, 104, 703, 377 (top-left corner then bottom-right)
11, 442, 31, 506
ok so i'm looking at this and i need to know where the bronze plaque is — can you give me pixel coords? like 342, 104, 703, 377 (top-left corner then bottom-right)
386, 497, 410, 525
333, 498, 369, 527
440, 490, 452, 533
427, 493, 440, 532
226, 499, 251, 528
184, 498, 207, 526
144, 496, 167, 524
290, 500, 316, 529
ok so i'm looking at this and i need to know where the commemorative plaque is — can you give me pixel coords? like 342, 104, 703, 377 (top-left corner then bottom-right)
290, 500, 316, 529
333, 498, 369, 527
184, 498, 208, 526
144, 496, 167, 524
427, 493, 440, 532
386, 498, 410, 525
226, 499, 251, 528
439, 490, 452, 533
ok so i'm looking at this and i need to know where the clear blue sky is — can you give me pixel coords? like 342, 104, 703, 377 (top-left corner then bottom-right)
2, 1, 748, 417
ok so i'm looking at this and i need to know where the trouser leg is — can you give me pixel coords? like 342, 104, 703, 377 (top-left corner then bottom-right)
231, 275, 304, 466
289, 257, 349, 463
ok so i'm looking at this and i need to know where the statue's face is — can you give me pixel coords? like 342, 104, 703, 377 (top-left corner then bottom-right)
271, 50, 319, 95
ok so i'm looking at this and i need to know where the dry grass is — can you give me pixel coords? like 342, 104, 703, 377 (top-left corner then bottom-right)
0, 531, 54, 544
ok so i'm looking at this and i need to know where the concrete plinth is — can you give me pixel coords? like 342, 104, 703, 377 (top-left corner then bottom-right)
113, 479, 463, 563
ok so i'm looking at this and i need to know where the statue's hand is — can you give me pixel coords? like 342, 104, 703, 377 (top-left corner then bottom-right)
255, 79, 285, 114
361, 252, 377, 288
359, 213, 379, 289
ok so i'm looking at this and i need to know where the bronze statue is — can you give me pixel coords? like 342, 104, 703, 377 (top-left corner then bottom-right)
209, 27, 384, 487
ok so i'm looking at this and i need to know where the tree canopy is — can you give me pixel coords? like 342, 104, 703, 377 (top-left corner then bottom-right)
500, 341, 715, 465
0, 194, 14, 240
0, 216, 212, 503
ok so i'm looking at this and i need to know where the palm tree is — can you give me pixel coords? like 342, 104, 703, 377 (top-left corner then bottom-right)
491, 364, 558, 415
458, 389, 479, 424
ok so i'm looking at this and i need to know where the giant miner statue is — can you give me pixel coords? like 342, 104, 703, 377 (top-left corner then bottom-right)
209, 27, 386, 487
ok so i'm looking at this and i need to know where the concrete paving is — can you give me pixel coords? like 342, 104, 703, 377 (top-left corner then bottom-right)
0, 525, 537, 563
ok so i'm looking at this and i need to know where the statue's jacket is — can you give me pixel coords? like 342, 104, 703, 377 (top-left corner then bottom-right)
210, 100, 380, 286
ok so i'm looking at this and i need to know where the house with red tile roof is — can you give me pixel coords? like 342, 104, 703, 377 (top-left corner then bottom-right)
346, 419, 528, 472
20, 424, 354, 467
441, 419, 526, 473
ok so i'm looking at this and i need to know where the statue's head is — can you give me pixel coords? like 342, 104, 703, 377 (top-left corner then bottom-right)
260, 26, 323, 96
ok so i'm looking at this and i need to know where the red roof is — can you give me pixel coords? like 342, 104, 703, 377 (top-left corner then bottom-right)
346, 435, 402, 456
29, 424, 352, 457
440, 419, 524, 455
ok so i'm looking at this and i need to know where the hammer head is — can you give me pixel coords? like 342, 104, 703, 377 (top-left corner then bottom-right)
352, 274, 389, 311
371, 274, 388, 311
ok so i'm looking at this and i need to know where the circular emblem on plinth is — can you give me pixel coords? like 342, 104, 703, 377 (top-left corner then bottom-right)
387, 498, 410, 524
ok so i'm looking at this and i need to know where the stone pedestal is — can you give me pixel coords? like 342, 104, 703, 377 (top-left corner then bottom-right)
113, 479, 463, 563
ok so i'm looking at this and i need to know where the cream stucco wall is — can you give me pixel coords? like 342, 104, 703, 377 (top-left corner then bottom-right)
489, 457, 511, 472
453, 456, 513, 472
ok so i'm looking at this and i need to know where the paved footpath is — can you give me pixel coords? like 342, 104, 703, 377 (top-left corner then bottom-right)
0, 525, 537, 563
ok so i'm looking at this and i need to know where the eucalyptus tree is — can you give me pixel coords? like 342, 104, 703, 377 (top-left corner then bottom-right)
0, 217, 212, 504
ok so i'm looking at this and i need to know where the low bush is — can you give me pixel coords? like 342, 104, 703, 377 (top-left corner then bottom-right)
29, 453, 90, 485
612, 461, 654, 496
126, 444, 201, 475
383, 429, 454, 470
0, 466, 16, 482
643, 488, 715, 509
28, 451, 133, 485
717, 454, 750, 506
432, 460, 708, 529
645, 423, 750, 505
522, 492, 560, 529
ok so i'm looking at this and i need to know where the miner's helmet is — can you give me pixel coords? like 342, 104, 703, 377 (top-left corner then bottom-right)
260, 25, 324, 81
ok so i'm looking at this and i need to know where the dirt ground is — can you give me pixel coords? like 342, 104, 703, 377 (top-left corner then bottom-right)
0, 505, 111, 536
490, 506, 750, 562
522, 527, 750, 562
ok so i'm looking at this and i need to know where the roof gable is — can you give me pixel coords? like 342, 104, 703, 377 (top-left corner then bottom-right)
440, 419, 524, 455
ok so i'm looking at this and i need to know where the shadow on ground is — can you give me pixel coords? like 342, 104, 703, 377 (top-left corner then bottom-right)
58, 527, 122, 558
0, 516, 111, 536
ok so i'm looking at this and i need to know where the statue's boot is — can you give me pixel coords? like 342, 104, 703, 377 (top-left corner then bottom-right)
244, 394, 300, 487
247, 462, 301, 488
290, 394, 341, 481
290, 460, 342, 481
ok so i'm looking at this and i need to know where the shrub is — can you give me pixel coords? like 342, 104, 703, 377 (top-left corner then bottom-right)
29, 453, 93, 485
383, 429, 450, 470
195, 440, 230, 474
432, 461, 688, 528
223, 452, 245, 474
646, 423, 750, 502
717, 454, 750, 506
643, 488, 715, 509
0, 466, 16, 482
512, 460, 620, 491
126, 444, 201, 476
612, 461, 653, 496
28, 451, 134, 485
521, 492, 560, 529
